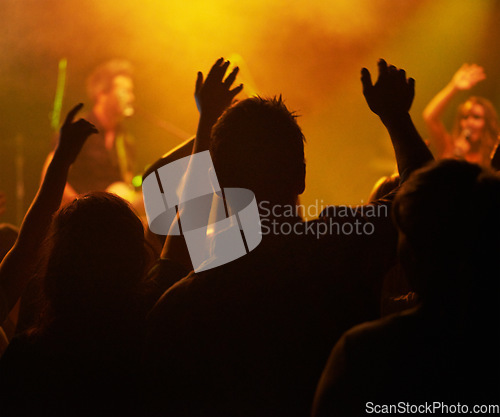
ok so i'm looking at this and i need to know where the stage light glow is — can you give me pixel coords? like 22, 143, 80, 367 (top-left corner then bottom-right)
0, 0, 498, 226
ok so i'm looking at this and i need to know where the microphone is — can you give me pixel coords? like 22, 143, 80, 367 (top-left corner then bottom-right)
123, 106, 134, 118
454, 128, 472, 158
463, 128, 471, 142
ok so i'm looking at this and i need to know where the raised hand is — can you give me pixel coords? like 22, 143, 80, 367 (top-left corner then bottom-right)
451, 63, 485, 91
55, 103, 98, 164
0, 106, 96, 323
195, 58, 244, 122
361, 59, 415, 119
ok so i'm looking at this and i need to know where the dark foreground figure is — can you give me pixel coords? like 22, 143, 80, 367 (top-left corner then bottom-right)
312, 159, 500, 416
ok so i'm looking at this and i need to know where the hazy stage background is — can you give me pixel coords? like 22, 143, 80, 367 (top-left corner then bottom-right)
1, 0, 499, 225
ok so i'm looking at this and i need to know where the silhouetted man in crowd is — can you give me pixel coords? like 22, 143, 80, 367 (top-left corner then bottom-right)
140, 58, 433, 417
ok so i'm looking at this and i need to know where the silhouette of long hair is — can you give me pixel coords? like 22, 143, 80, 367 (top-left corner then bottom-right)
38, 192, 148, 332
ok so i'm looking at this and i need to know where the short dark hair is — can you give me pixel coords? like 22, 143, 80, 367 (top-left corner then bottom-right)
86, 59, 134, 103
210, 96, 305, 203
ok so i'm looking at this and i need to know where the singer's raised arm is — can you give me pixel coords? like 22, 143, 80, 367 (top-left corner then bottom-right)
422, 63, 486, 159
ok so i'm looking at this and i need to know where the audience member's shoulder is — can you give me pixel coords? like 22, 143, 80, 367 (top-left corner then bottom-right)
341, 306, 421, 347
151, 269, 198, 307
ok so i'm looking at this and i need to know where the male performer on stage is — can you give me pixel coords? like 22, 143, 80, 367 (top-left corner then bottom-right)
42, 59, 140, 208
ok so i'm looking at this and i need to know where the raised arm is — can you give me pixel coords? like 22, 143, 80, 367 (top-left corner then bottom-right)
160, 58, 243, 267
0, 104, 98, 323
362, 59, 433, 182
422, 63, 485, 157
40, 151, 79, 206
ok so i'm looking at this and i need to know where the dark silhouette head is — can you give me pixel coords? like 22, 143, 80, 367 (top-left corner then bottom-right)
210, 96, 306, 206
42, 192, 148, 324
393, 159, 500, 308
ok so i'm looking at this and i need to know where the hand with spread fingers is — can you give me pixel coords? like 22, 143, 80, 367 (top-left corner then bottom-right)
360, 59, 433, 182
361, 59, 415, 119
194, 58, 243, 153
195, 57, 244, 123
451, 63, 486, 91
55, 103, 98, 165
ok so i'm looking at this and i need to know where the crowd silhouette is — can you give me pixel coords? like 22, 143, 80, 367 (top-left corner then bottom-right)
0, 56, 498, 417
